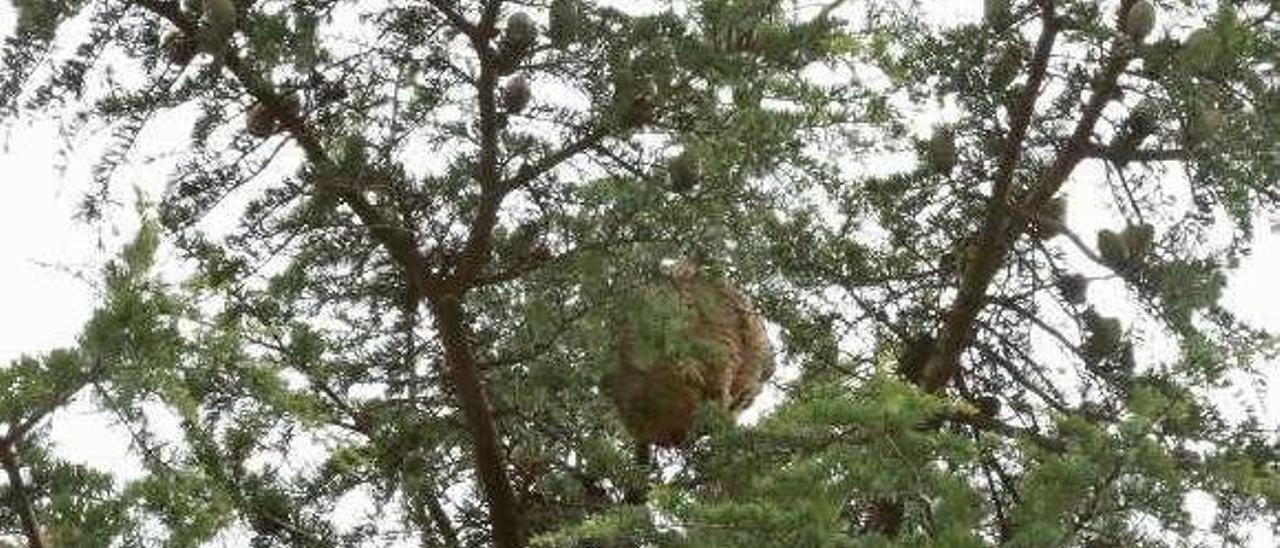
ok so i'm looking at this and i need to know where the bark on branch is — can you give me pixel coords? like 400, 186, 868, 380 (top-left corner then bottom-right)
919, 0, 1136, 394
429, 294, 523, 547
131, 4, 524, 545
917, 2, 1063, 393
0, 445, 45, 548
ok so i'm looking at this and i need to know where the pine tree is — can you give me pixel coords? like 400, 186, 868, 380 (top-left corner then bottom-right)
2, 1, 1279, 547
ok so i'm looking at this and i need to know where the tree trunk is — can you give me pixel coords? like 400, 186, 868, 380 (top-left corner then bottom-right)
430, 294, 523, 548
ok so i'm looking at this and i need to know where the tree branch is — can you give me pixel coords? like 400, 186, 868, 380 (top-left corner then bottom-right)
1082, 141, 1187, 164
410, 5, 526, 544
423, 489, 463, 548
136, 0, 440, 299
920, 2, 1063, 392
132, 4, 523, 545
922, 0, 1137, 393
428, 294, 523, 548
1, 359, 99, 448
423, 0, 480, 40
0, 445, 45, 548
504, 125, 611, 191
450, 7, 508, 290
988, 296, 1084, 361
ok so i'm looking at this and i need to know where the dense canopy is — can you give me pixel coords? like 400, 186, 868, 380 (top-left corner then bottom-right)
1, 0, 1279, 547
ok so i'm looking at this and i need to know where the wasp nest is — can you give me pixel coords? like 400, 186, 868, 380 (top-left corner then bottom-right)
607, 261, 774, 447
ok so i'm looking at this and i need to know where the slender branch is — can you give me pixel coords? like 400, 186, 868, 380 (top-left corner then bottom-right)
1083, 141, 1187, 164
136, 0, 439, 299
588, 143, 651, 181
2, 360, 99, 448
981, 458, 1013, 542
423, 0, 480, 40
92, 382, 186, 480
988, 296, 1083, 360
1057, 457, 1126, 544
974, 340, 1070, 414
424, 490, 463, 548
943, 409, 1066, 453
504, 125, 611, 191
814, 0, 850, 21
476, 232, 663, 289
472, 253, 550, 288
479, 306, 589, 370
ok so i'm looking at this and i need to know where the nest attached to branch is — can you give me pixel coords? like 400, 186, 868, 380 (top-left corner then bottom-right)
607, 261, 774, 447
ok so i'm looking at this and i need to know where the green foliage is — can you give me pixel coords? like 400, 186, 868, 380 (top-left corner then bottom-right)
535, 378, 986, 548
124, 468, 236, 547
1, 0, 1279, 547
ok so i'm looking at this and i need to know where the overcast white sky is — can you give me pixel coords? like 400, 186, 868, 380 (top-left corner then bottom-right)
1, 1, 1279, 545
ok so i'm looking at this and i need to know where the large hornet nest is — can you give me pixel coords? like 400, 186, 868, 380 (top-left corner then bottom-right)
606, 261, 774, 447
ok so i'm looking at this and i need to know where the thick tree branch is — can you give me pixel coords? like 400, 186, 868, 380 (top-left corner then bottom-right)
921, 0, 1136, 393
133, 4, 522, 545
919, 2, 1062, 392
0, 445, 45, 548
451, 6, 509, 290
407, 6, 526, 544
429, 294, 523, 548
